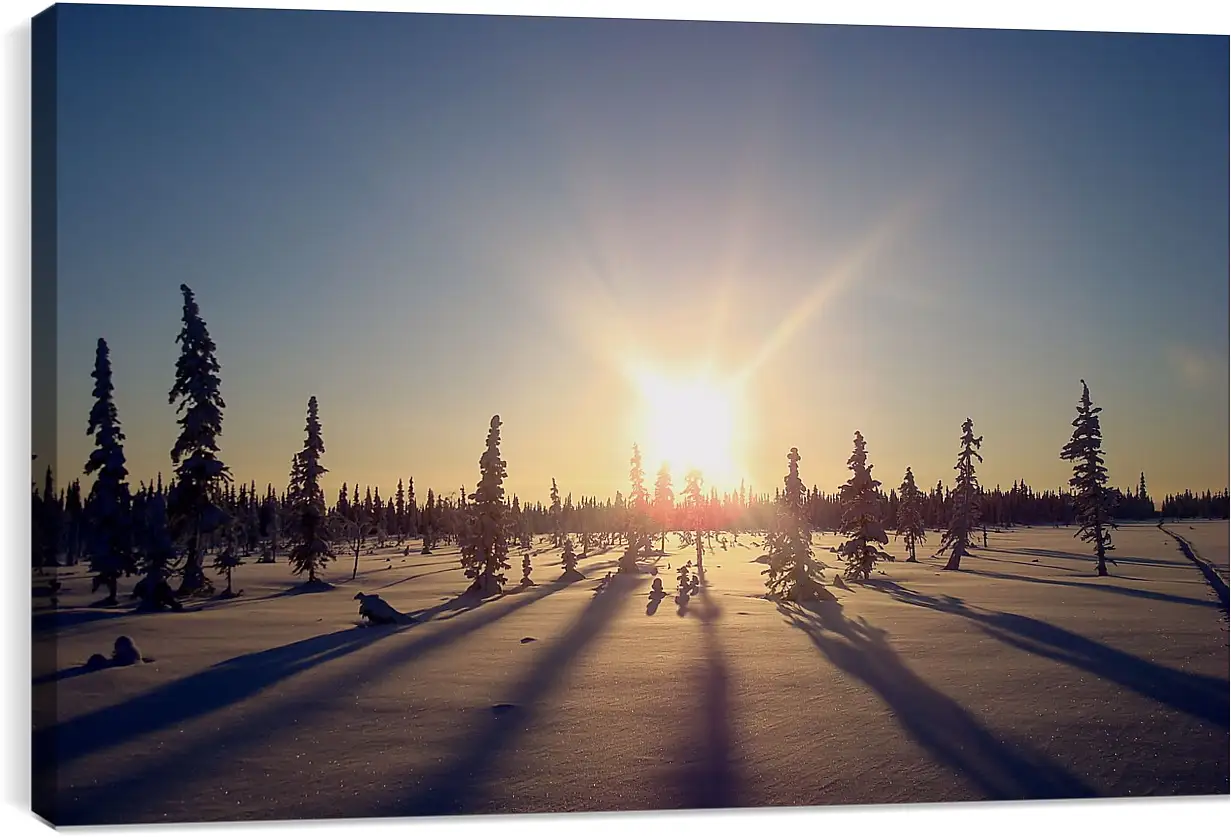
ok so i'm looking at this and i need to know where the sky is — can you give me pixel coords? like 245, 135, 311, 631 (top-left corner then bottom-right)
41, 3, 1229, 506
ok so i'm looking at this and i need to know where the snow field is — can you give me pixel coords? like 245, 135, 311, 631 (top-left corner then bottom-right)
33, 524, 1228, 824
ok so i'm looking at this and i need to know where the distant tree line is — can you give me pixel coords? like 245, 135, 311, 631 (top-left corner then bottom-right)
33, 285, 1230, 604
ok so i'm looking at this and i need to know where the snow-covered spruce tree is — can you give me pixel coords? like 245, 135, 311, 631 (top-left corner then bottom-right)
654, 462, 674, 555
420, 489, 436, 553
676, 560, 698, 602
515, 495, 536, 586
837, 432, 894, 582
167, 284, 231, 594
521, 548, 535, 586
64, 480, 84, 566
579, 498, 593, 556
133, 482, 179, 605
1060, 380, 1116, 576
83, 338, 133, 603
612, 491, 625, 547
211, 518, 244, 597
560, 537, 583, 581
517, 499, 534, 552
241, 482, 257, 555
395, 479, 406, 544
621, 443, 652, 572
1137, 472, 1155, 517
257, 487, 278, 562
31, 472, 42, 571
459, 415, 512, 596
681, 468, 706, 568
336, 483, 350, 521
406, 477, 418, 536
286, 396, 334, 584
761, 448, 831, 601
384, 499, 396, 543
40, 467, 61, 569
895, 466, 927, 562
549, 478, 563, 548
939, 418, 983, 571
372, 487, 386, 548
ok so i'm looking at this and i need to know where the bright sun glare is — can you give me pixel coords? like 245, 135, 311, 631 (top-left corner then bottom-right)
635, 372, 741, 489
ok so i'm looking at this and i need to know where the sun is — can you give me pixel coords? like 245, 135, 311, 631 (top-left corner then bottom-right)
634, 371, 742, 489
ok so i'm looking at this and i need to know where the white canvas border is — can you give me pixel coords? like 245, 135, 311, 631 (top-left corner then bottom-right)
3, 1, 1228, 837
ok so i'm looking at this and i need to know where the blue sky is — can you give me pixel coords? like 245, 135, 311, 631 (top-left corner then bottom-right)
46, 4, 1228, 503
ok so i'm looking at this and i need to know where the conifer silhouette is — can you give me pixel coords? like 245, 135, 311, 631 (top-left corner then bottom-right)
549, 478, 563, 548
621, 443, 651, 572
895, 466, 927, 562
837, 432, 893, 581
761, 448, 831, 601
83, 338, 132, 603
1060, 380, 1116, 576
459, 415, 512, 596
167, 285, 231, 593
940, 418, 983, 570
654, 462, 674, 555
681, 468, 706, 568
286, 396, 334, 583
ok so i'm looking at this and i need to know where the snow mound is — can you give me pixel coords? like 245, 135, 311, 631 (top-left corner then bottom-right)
111, 636, 142, 666
292, 579, 336, 594
353, 593, 415, 626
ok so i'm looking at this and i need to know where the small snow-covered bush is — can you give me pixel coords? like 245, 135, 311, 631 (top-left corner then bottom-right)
111, 635, 141, 666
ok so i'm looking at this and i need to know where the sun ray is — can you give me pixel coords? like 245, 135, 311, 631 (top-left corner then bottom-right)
732, 192, 931, 388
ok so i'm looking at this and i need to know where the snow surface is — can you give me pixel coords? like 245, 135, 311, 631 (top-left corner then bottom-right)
32, 525, 1228, 825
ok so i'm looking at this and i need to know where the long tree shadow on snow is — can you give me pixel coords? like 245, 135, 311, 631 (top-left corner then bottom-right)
971, 548, 1084, 573
383, 571, 639, 817
33, 626, 401, 783
959, 567, 1219, 609
1113, 555, 1211, 571
779, 599, 1099, 800
980, 546, 1191, 573
49, 562, 608, 826
413, 559, 620, 624
868, 580, 1229, 729
982, 546, 1133, 566
666, 565, 740, 809
369, 565, 461, 592
32, 607, 133, 635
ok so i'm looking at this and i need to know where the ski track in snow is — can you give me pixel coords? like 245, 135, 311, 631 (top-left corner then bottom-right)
1161, 520, 1229, 609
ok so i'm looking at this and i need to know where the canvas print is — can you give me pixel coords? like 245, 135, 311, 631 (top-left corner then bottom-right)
30, 2, 1229, 826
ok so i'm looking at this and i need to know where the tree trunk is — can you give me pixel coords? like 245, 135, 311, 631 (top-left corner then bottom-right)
1095, 520, 1108, 576
106, 576, 118, 605
943, 541, 964, 571
619, 544, 639, 573
179, 514, 204, 594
